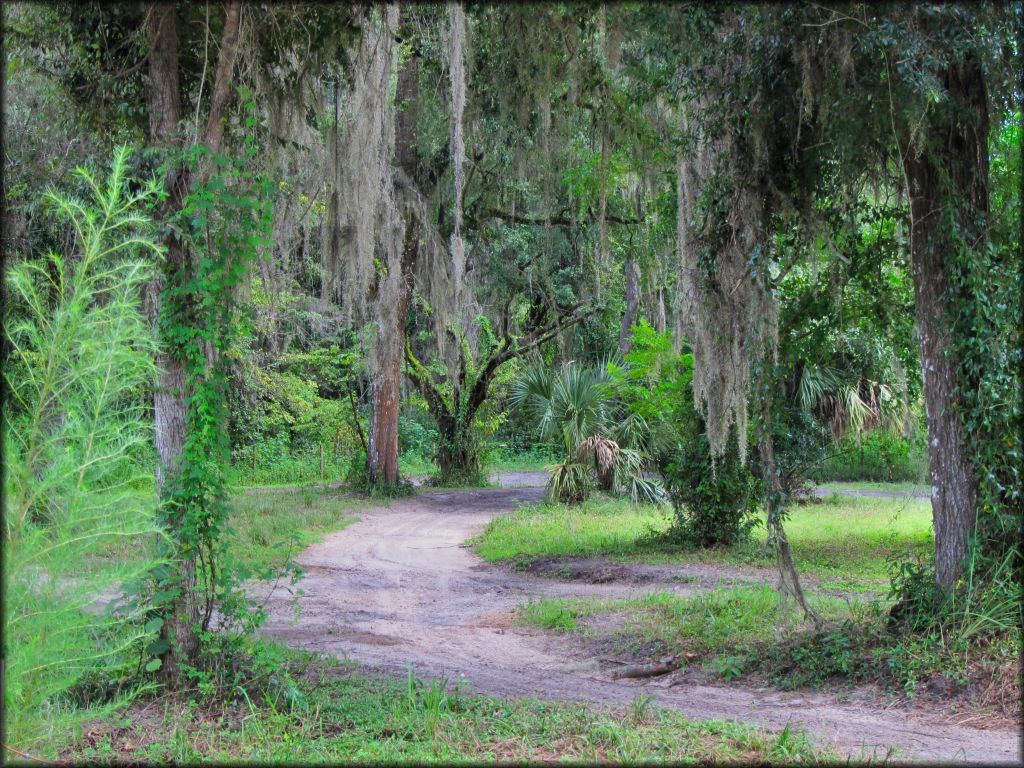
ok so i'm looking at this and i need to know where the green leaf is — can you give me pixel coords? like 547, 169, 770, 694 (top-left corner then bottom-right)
145, 658, 163, 673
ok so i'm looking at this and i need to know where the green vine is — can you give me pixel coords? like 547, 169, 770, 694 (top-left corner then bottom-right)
153, 87, 277, 673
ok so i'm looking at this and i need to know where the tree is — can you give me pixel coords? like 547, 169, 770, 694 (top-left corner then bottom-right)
321, 5, 451, 488
776, 2, 1020, 590
144, 0, 245, 678
892, 34, 987, 590
365, 7, 420, 487
405, 308, 589, 484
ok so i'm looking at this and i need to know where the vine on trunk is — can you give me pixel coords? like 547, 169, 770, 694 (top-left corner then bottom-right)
152, 89, 276, 676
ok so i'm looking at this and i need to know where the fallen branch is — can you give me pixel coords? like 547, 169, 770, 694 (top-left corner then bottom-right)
610, 655, 682, 680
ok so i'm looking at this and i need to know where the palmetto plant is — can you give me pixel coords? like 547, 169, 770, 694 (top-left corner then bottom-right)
797, 362, 908, 440
510, 361, 663, 504
3, 147, 166, 754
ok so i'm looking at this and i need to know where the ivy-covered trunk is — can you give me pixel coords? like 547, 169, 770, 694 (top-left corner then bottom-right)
145, 0, 242, 681
898, 55, 987, 591
145, 1, 200, 679
436, 417, 482, 486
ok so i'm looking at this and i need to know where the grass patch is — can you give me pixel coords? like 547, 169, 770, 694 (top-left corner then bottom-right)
473, 497, 672, 563
518, 598, 584, 631
60, 650, 831, 764
226, 487, 361, 573
816, 481, 929, 494
83, 487, 361, 577
399, 451, 438, 477
515, 586, 1021, 708
486, 449, 556, 473
516, 587, 864, 680
758, 494, 932, 585
474, 494, 933, 590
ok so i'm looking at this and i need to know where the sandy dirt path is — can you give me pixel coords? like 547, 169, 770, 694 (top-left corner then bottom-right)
256, 485, 1020, 764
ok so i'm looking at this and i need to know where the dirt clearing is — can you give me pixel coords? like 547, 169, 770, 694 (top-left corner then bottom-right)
256, 484, 1021, 764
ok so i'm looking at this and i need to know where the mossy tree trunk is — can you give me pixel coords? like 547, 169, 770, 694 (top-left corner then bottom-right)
366, 28, 420, 487
144, 0, 242, 683
896, 53, 987, 591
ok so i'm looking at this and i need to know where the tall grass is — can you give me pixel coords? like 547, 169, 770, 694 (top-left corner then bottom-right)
3, 147, 165, 755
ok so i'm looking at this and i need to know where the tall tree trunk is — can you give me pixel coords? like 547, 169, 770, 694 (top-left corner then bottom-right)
145, 1, 199, 674
367, 218, 417, 485
899, 57, 987, 591
146, 3, 188, 496
145, 0, 242, 679
367, 35, 418, 486
618, 257, 641, 354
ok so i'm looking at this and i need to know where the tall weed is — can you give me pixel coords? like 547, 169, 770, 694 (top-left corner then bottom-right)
3, 147, 165, 754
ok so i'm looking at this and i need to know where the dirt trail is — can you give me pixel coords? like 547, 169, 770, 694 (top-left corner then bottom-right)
257, 484, 1020, 764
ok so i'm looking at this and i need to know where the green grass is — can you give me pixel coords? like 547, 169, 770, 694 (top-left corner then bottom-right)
399, 451, 438, 477
517, 587, 867, 667
399, 449, 555, 485
226, 487, 361, 573
230, 452, 351, 488
60, 650, 830, 764
753, 494, 932, 586
486, 449, 556, 473
514, 583, 1020, 701
473, 497, 672, 562
816, 481, 929, 494
82, 486, 361, 577
473, 494, 933, 591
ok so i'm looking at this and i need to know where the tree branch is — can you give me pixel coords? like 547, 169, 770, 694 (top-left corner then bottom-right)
478, 206, 644, 229
404, 337, 455, 431
198, 1, 242, 181
461, 306, 595, 425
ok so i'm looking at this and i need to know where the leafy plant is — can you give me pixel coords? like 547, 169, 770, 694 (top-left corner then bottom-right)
511, 359, 663, 504
3, 146, 165, 754
616, 323, 760, 546
151, 87, 283, 682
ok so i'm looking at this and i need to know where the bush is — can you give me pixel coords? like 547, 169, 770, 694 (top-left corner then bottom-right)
231, 435, 350, 487
663, 431, 762, 547
809, 428, 928, 483
616, 323, 759, 546
511, 359, 663, 504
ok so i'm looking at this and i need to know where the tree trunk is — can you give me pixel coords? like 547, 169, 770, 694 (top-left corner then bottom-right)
618, 257, 641, 355
145, 1, 201, 676
757, 395, 819, 624
145, 0, 242, 679
899, 57, 987, 591
366, 29, 419, 486
434, 406, 484, 484
367, 218, 417, 486
436, 422, 480, 484
146, 5, 187, 493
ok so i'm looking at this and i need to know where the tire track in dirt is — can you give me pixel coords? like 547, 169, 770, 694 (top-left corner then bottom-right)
255, 484, 1020, 764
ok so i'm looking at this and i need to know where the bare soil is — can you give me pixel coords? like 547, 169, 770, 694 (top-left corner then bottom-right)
255, 484, 1022, 764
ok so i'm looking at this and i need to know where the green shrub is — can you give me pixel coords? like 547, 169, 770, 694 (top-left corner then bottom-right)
663, 430, 762, 547
231, 435, 350, 487
511, 359, 663, 504
616, 323, 760, 546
